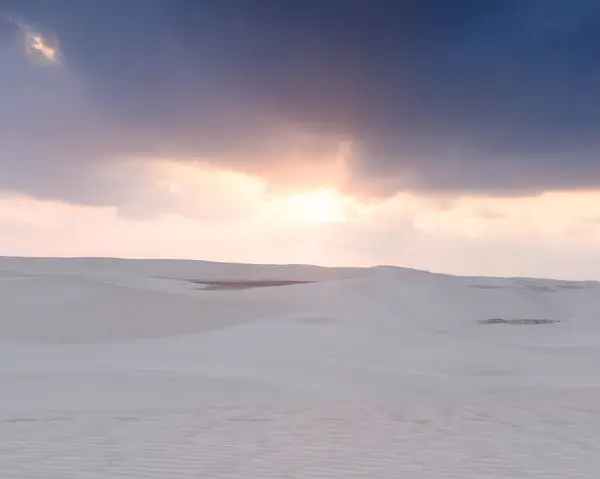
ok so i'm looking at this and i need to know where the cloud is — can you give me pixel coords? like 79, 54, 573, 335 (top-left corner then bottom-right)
1, 189, 600, 279
111, 159, 269, 221
6, 14, 60, 64
2, 0, 600, 210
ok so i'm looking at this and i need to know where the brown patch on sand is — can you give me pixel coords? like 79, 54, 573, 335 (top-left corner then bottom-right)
478, 318, 560, 325
190, 280, 317, 291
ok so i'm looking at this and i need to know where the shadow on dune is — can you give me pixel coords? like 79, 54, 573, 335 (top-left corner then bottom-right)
190, 280, 317, 291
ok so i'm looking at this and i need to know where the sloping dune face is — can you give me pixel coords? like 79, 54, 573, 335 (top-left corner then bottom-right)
2, 255, 600, 377
3, 258, 600, 477
0, 275, 292, 343
1, 257, 600, 347
0, 258, 370, 344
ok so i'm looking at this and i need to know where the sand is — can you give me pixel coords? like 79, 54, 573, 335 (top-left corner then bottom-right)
1, 256, 600, 477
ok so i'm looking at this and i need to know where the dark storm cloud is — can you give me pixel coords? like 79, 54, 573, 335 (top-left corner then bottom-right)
2, 0, 600, 204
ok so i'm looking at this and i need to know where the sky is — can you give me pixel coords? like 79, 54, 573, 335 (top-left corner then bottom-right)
1, 0, 600, 279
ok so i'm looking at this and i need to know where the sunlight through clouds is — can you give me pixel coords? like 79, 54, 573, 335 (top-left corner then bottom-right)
7, 15, 60, 65
270, 189, 349, 223
1, 165, 600, 279
27, 32, 59, 63
2, 2, 600, 280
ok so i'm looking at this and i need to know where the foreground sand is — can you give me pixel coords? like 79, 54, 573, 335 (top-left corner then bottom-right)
2, 257, 600, 477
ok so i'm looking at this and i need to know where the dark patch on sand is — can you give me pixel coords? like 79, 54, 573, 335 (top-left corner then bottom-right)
190, 280, 317, 291
478, 318, 560, 325
469, 280, 596, 293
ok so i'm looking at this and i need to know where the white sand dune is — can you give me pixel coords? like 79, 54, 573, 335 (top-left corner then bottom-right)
2, 256, 600, 477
